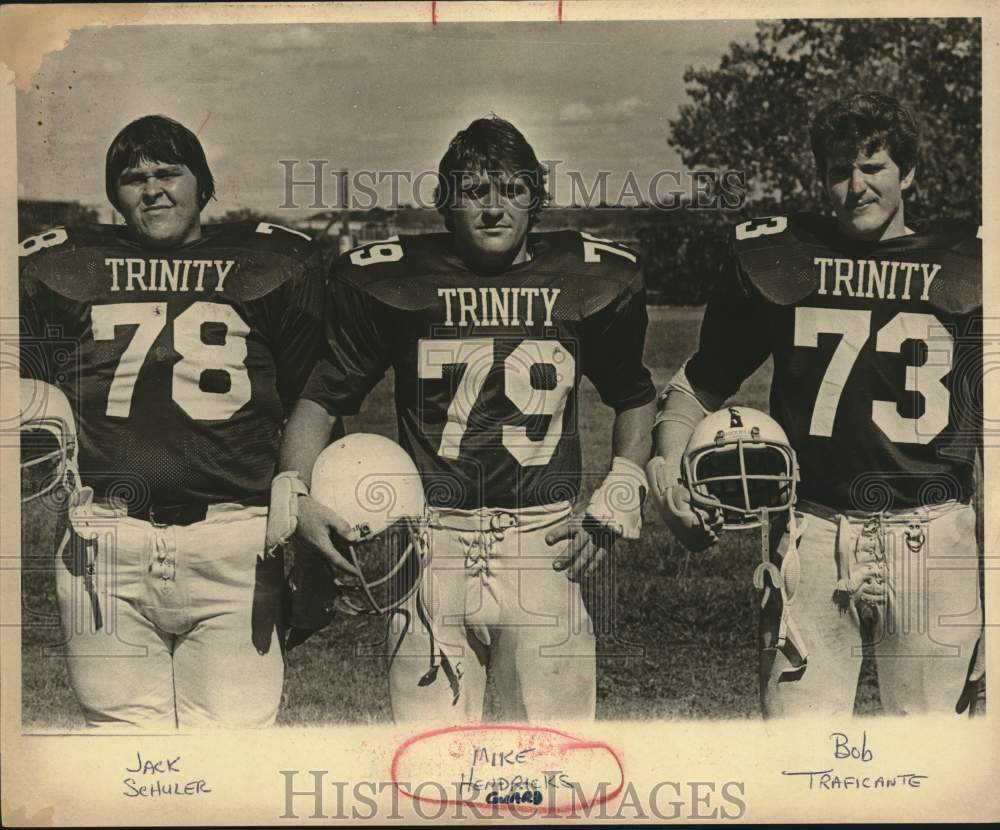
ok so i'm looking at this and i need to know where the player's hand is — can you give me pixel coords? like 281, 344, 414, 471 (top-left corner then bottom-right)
854, 573, 887, 605
547, 515, 618, 583
294, 495, 362, 579
659, 483, 723, 553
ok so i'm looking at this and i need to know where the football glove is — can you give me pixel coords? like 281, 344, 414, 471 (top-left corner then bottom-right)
646, 455, 722, 552
265, 471, 309, 556
585, 456, 648, 540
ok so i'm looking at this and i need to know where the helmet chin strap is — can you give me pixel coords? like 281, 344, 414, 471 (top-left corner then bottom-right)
752, 507, 778, 592
385, 584, 461, 709
371, 519, 461, 708
755, 506, 809, 686
414, 590, 462, 706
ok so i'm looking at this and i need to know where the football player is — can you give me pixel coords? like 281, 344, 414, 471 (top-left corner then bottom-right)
275, 116, 656, 722
19, 115, 326, 730
647, 91, 984, 717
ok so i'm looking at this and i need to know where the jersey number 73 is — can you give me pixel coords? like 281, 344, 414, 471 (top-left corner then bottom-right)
794, 307, 952, 445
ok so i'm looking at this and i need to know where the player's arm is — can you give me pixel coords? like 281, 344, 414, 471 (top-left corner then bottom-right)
647, 245, 771, 553
271, 246, 330, 410
272, 396, 359, 575
550, 267, 656, 581
647, 366, 726, 552
612, 398, 656, 466
18, 243, 62, 383
552, 400, 657, 582
19, 285, 51, 381
268, 263, 391, 576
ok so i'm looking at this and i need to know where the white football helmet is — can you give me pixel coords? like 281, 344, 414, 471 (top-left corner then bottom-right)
310, 433, 429, 615
682, 406, 798, 530
19, 378, 80, 503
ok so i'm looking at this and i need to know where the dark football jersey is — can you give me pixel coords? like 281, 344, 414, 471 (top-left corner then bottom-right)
686, 213, 982, 512
302, 231, 655, 509
19, 221, 325, 507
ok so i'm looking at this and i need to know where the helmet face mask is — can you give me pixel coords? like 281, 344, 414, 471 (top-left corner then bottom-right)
337, 516, 429, 615
19, 379, 79, 504
683, 407, 798, 529
311, 434, 430, 616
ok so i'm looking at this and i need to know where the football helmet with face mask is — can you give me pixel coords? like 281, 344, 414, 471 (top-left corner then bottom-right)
19, 378, 80, 503
682, 405, 798, 530
309, 433, 429, 615
683, 406, 808, 683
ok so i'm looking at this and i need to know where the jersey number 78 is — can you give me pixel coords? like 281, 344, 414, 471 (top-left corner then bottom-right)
91, 301, 251, 421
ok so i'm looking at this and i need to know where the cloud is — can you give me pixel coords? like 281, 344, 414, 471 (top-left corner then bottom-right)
249, 25, 368, 69
258, 25, 328, 52
557, 96, 653, 125
79, 56, 125, 76
558, 101, 593, 122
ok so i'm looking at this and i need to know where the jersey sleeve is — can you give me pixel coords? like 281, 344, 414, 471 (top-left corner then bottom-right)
18, 247, 73, 384
580, 269, 656, 412
19, 277, 49, 381
684, 229, 772, 401
268, 250, 327, 410
300, 262, 391, 416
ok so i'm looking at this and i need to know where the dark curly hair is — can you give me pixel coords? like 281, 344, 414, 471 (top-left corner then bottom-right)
105, 115, 215, 211
434, 116, 548, 231
809, 91, 919, 180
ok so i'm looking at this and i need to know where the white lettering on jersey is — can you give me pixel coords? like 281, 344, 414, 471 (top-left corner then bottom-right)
918, 263, 941, 301
106, 258, 237, 293
436, 287, 561, 327
815, 257, 941, 302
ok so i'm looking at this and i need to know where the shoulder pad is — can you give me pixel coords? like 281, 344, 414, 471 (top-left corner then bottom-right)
19, 224, 133, 303
203, 221, 316, 259
330, 234, 454, 311
336, 233, 452, 281
887, 220, 981, 314
537, 229, 641, 272
534, 230, 643, 316
18, 223, 125, 260
729, 213, 836, 305
913, 219, 981, 259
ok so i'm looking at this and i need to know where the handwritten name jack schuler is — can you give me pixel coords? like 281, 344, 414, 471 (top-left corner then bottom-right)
122, 751, 212, 798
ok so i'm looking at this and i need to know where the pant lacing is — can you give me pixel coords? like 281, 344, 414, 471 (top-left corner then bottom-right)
463, 511, 519, 581
833, 510, 929, 622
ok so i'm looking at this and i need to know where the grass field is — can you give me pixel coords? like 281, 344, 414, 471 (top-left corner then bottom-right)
19, 306, 880, 728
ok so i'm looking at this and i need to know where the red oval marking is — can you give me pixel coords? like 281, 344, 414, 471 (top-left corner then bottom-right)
390, 724, 624, 815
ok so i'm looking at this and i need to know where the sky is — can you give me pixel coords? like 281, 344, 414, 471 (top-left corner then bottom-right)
16, 19, 759, 220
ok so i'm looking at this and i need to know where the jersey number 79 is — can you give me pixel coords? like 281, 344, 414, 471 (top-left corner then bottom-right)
417, 338, 575, 465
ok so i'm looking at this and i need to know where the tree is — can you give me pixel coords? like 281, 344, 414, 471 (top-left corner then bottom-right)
669, 18, 981, 222
642, 18, 981, 304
